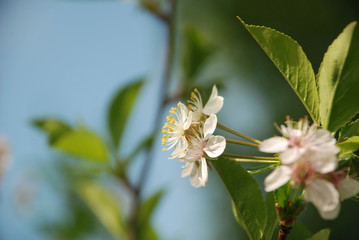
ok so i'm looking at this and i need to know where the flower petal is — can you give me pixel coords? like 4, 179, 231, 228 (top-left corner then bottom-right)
319, 203, 340, 220
304, 179, 339, 218
181, 162, 194, 178
338, 177, 359, 201
308, 151, 337, 174
264, 166, 292, 192
198, 157, 208, 187
183, 111, 193, 130
169, 136, 188, 159
259, 137, 289, 153
203, 85, 224, 115
203, 114, 217, 140
204, 135, 226, 158
280, 147, 303, 164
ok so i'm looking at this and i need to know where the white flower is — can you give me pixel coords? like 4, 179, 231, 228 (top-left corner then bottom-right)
187, 85, 224, 122
303, 179, 340, 220
260, 118, 339, 172
162, 102, 193, 159
338, 177, 359, 201
181, 114, 226, 187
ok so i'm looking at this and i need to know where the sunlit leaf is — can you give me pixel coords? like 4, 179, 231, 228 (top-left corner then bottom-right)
238, 17, 320, 123
54, 127, 108, 162
213, 158, 266, 240
33, 118, 72, 144
340, 118, 359, 140
306, 229, 330, 240
317, 22, 359, 131
76, 181, 126, 240
337, 136, 359, 156
108, 80, 144, 149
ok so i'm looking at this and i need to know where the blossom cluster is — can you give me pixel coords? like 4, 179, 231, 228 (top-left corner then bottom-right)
162, 86, 226, 187
260, 117, 359, 219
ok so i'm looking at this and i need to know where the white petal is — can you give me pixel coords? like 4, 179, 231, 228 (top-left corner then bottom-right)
202, 85, 224, 115
203, 114, 217, 140
338, 178, 359, 201
308, 151, 337, 174
259, 137, 289, 153
264, 166, 292, 192
204, 135, 226, 158
198, 157, 208, 187
280, 148, 303, 164
304, 179, 339, 214
319, 203, 340, 220
189, 164, 203, 188
183, 111, 193, 130
169, 136, 188, 159
181, 162, 194, 178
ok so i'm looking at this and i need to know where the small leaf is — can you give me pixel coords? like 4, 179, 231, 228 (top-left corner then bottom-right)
182, 26, 213, 85
263, 192, 278, 240
76, 181, 126, 239
139, 190, 164, 226
287, 222, 312, 240
247, 164, 278, 175
54, 127, 108, 162
306, 229, 330, 240
317, 22, 359, 131
108, 80, 143, 149
274, 183, 291, 208
213, 158, 267, 240
340, 118, 359, 140
33, 118, 72, 144
138, 190, 164, 240
337, 136, 359, 156
238, 17, 320, 123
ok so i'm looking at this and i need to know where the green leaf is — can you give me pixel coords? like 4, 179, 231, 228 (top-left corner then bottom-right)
317, 22, 359, 131
274, 183, 291, 208
139, 190, 164, 226
287, 223, 312, 240
76, 181, 126, 239
33, 118, 72, 144
182, 26, 213, 84
108, 80, 143, 149
247, 164, 278, 175
54, 127, 108, 162
340, 118, 359, 139
138, 190, 164, 240
263, 192, 278, 240
213, 158, 267, 240
337, 136, 359, 156
306, 229, 330, 240
238, 17, 320, 123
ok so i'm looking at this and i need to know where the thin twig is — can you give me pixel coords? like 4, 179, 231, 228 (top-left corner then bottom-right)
226, 138, 259, 148
217, 122, 261, 144
222, 153, 279, 161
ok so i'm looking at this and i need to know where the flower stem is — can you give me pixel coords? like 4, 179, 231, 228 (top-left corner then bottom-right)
222, 153, 279, 161
225, 138, 259, 148
217, 122, 261, 144
223, 156, 279, 164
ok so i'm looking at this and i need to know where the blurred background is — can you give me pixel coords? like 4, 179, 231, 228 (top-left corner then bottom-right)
0, 0, 359, 239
